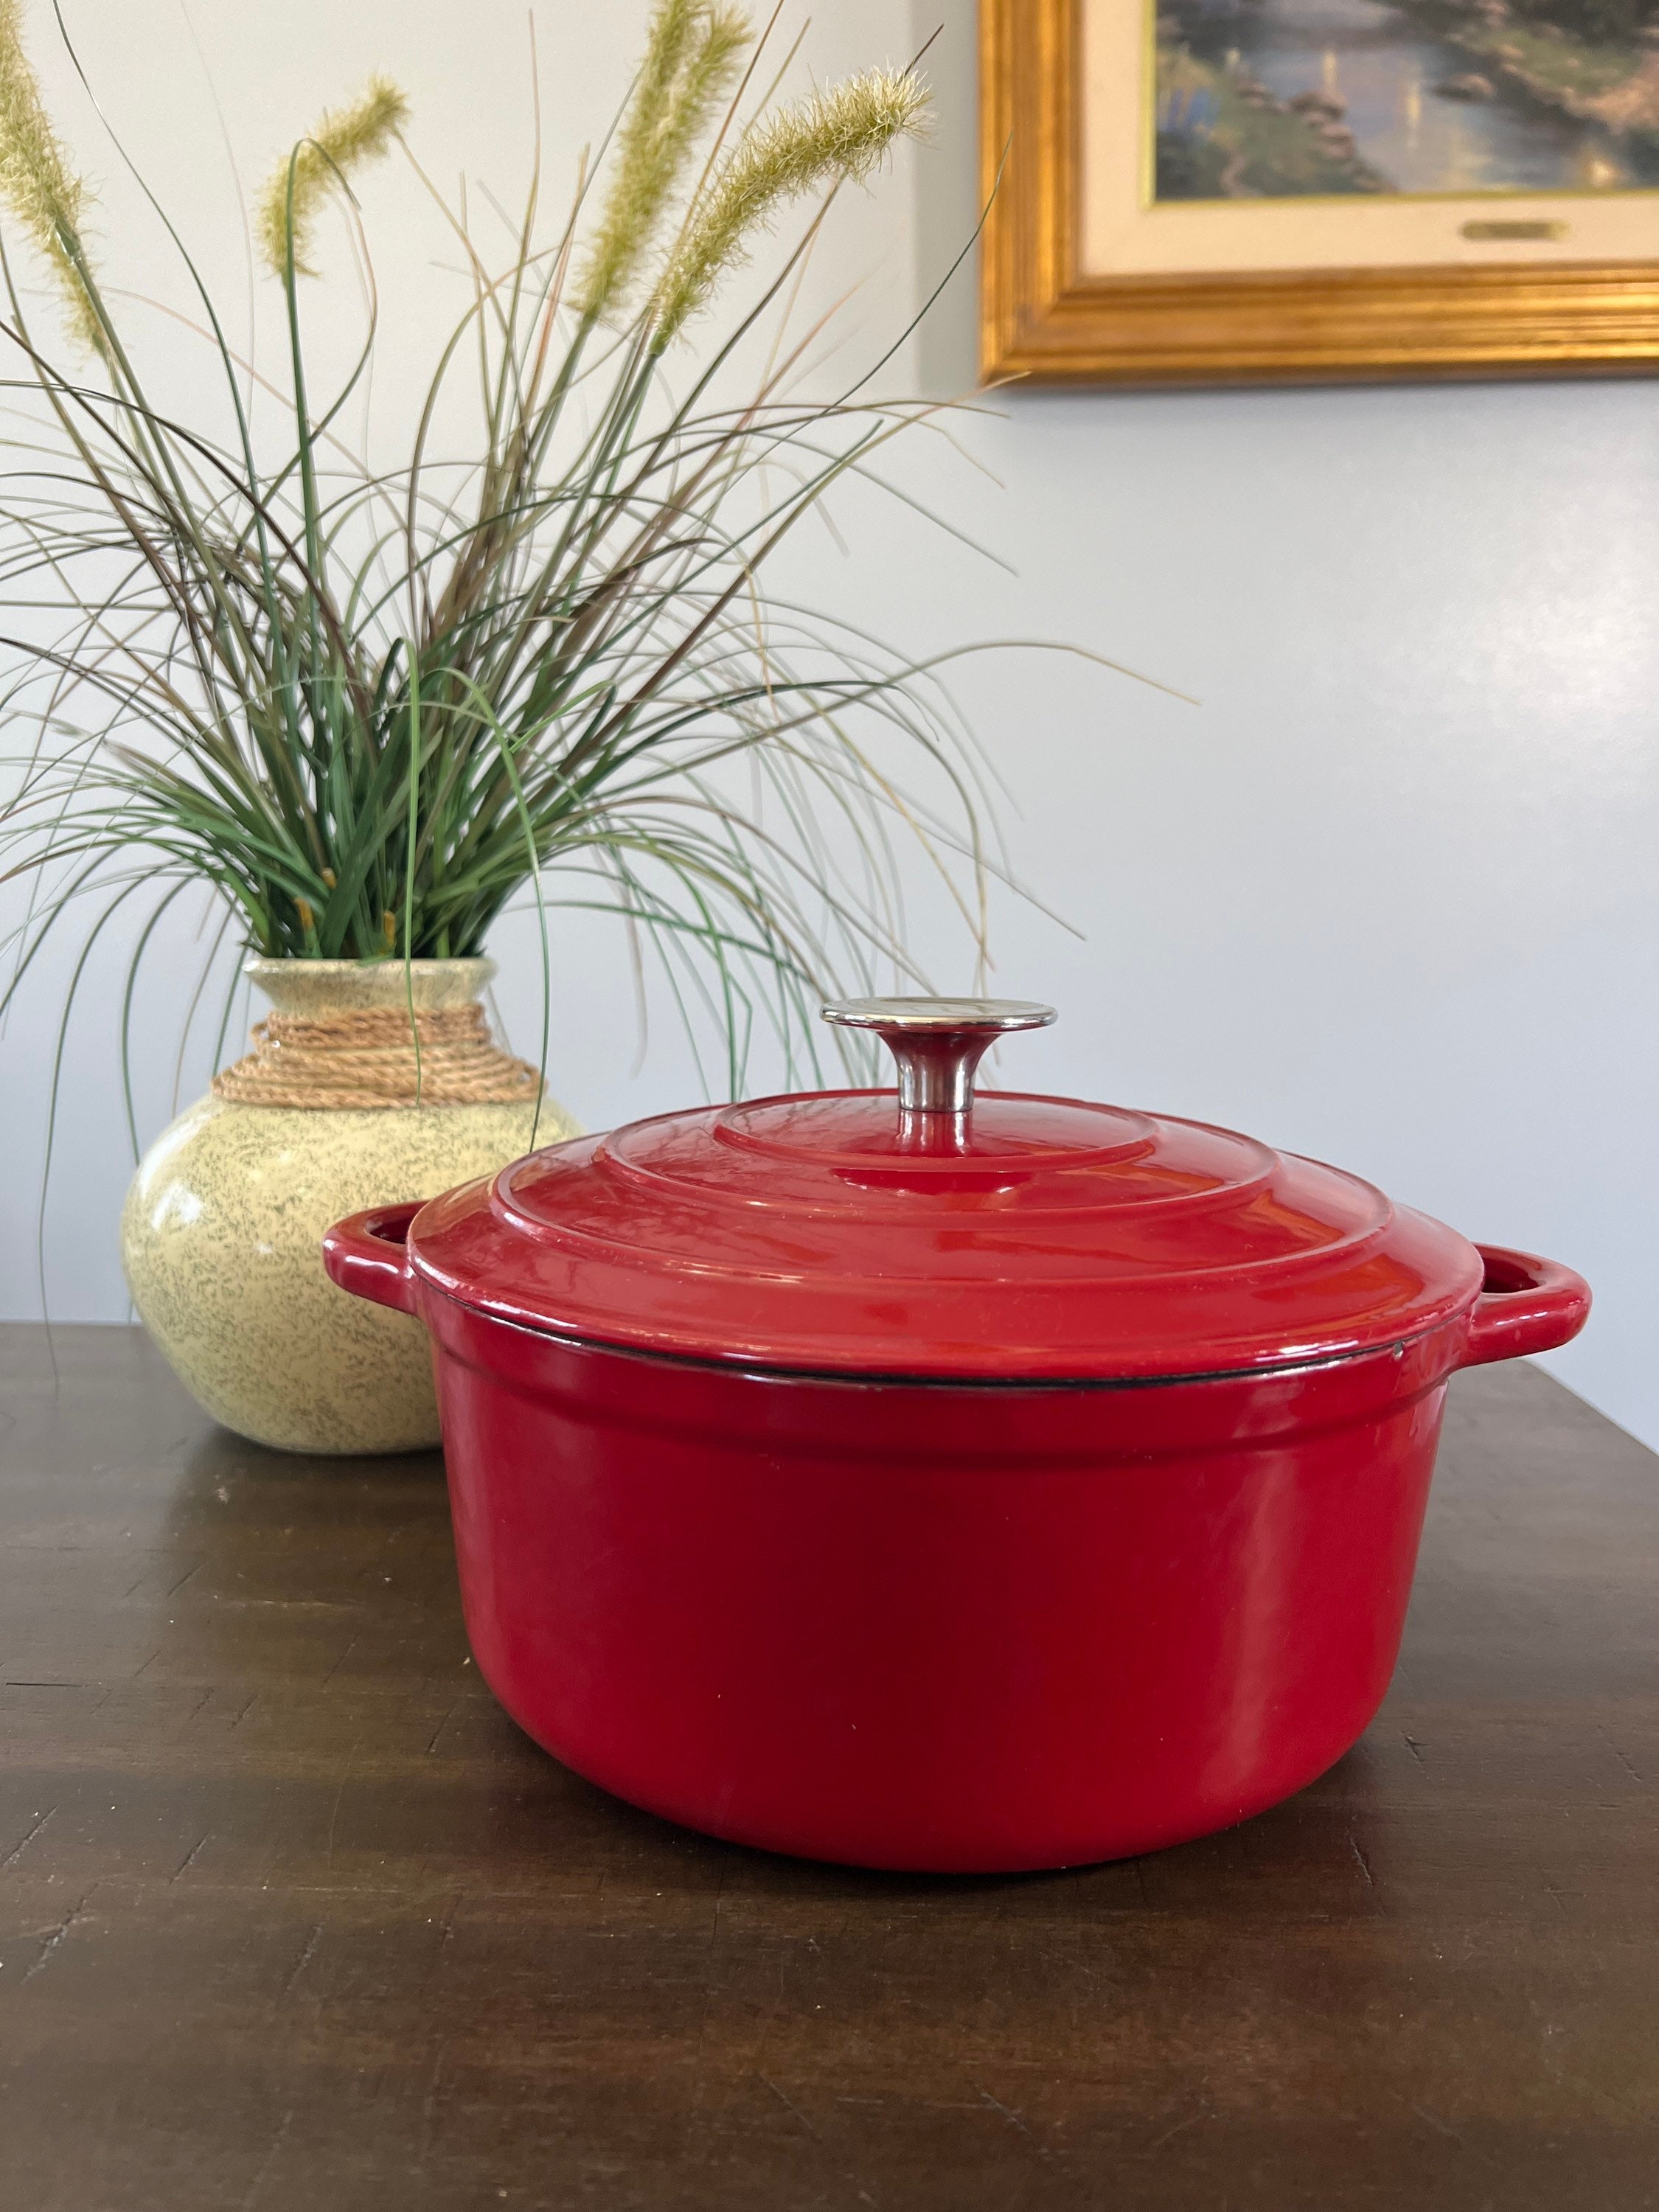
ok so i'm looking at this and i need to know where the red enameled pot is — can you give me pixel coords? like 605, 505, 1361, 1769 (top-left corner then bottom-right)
324, 998, 1590, 1873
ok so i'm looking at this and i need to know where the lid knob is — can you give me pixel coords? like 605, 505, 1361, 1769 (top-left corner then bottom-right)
820, 997, 1057, 1116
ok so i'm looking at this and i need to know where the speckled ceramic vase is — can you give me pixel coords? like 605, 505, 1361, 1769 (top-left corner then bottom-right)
121, 958, 578, 1455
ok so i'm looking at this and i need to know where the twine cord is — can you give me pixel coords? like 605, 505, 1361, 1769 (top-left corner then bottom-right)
212, 1002, 541, 1110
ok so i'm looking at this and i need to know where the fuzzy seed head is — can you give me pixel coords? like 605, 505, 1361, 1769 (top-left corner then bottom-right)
575, 0, 751, 322
0, 0, 105, 355
653, 67, 929, 344
258, 74, 410, 279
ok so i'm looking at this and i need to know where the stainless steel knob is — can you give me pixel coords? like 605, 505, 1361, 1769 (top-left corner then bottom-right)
820, 997, 1057, 1115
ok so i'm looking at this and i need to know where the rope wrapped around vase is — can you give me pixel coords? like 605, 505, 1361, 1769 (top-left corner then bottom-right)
211, 1001, 543, 1110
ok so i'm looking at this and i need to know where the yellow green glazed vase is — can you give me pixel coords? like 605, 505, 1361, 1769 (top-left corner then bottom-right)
121, 957, 577, 1455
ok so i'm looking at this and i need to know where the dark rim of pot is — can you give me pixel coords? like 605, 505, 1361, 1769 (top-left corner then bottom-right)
427, 1279, 1447, 1394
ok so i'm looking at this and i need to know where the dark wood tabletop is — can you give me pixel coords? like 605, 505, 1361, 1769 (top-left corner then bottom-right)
1, 1325, 1655, 2212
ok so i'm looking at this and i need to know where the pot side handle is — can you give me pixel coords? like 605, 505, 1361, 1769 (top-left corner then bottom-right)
322, 1202, 425, 1317
1461, 1244, 1591, 1369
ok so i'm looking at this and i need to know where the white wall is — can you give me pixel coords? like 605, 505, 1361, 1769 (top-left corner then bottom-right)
2, 0, 1655, 1448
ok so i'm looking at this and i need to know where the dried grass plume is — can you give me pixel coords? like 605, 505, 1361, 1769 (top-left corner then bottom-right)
0, 0, 103, 354
576, 0, 750, 321
258, 73, 410, 279
653, 66, 930, 344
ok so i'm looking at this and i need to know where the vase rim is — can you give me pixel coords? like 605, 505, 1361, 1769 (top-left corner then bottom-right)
243, 956, 495, 978
243, 954, 498, 1018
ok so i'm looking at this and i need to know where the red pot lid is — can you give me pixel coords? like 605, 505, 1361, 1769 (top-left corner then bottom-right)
408, 998, 1484, 1382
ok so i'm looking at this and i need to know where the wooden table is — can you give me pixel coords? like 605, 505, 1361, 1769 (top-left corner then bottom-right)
1, 1325, 1655, 2211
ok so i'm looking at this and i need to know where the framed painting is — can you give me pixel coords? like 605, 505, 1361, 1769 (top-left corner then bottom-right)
980, 0, 1659, 385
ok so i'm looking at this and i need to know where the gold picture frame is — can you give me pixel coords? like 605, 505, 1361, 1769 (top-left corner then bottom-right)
980, 0, 1659, 388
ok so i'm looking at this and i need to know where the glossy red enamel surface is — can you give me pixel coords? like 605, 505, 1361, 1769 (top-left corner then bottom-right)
421, 1299, 1454, 1872
406, 1087, 1486, 1380
323, 1231, 1590, 1873
320, 1023, 1593, 1872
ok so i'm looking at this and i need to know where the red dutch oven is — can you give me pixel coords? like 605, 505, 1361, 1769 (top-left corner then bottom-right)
324, 998, 1590, 1874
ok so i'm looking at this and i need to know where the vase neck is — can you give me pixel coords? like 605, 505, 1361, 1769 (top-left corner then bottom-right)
246, 956, 495, 1020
